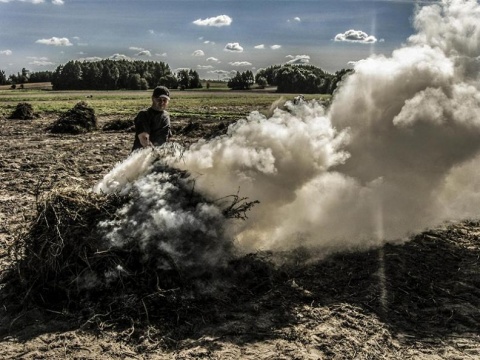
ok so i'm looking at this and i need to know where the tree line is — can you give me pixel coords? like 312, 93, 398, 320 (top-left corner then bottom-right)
2, 60, 352, 94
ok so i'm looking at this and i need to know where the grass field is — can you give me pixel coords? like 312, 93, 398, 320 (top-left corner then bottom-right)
0, 84, 329, 118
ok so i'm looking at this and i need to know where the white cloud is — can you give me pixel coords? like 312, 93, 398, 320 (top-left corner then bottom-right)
254, 44, 265, 49
35, 37, 72, 46
193, 15, 232, 27
198, 65, 213, 69
288, 17, 301, 23
224, 42, 243, 52
109, 53, 131, 60
148, 29, 155, 35
286, 54, 310, 64
204, 40, 215, 45
271, 45, 282, 50
334, 29, 378, 43
155, 53, 167, 57
229, 61, 252, 67
129, 46, 145, 51
192, 50, 205, 56
208, 69, 236, 78
0, 50, 12, 56
136, 50, 152, 57
29, 59, 55, 66
27, 56, 49, 60
206, 57, 220, 63
52, 0, 63, 5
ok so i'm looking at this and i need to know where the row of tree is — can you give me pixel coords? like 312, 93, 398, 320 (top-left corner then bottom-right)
0, 60, 203, 91
2, 61, 352, 94
253, 64, 352, 94
50, 59, 203, 91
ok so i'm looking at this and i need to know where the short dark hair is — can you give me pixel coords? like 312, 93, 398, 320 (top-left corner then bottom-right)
152, 86, 170, 99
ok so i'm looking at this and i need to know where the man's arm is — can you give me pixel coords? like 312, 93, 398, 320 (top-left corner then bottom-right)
135, 110, 152, 148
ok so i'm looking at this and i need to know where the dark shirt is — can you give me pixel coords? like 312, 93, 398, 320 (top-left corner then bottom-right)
132, 107, 171, 151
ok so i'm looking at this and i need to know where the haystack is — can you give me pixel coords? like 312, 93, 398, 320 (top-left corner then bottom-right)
48, 101, 97, 134
8, 102, 37, 120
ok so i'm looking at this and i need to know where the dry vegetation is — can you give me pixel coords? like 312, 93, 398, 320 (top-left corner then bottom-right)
0, 91, 479, 359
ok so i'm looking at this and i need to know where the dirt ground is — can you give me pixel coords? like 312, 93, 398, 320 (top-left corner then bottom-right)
0, 115, 479, 359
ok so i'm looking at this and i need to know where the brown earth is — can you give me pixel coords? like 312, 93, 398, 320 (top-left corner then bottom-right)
0, 115, 479, 359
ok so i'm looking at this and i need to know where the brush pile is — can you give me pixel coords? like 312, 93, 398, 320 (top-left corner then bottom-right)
102, 118, 134, 132
48, 101, 97, 134
8, 102, 37, 120
1, 162, 262, 335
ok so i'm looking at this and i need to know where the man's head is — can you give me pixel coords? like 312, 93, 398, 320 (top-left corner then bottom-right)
153, 86, 170, 100
152, 86, 170, 110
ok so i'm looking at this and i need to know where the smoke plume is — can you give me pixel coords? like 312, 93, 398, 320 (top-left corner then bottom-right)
95, 0, 480, 258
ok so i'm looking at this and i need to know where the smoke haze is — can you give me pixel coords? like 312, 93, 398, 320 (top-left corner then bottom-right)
95, 0, 480, 258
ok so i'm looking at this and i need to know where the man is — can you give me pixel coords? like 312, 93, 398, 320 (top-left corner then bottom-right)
132, 86, 172, 151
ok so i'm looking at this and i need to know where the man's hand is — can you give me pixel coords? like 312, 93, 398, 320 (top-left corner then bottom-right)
138, 132, 152, 147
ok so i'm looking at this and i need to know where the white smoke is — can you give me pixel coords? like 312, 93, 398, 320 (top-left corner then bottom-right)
170, 0, 480, 251
95, 0, 480, 257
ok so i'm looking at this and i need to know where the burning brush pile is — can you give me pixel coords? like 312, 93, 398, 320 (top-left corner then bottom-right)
1, 155, 261, 333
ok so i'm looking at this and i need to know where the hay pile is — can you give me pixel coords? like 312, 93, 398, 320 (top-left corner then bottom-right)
8, 102, 37, 120
48, 101, 97, 134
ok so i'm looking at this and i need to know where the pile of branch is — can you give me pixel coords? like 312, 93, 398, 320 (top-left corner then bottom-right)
48, 101, 97, 134
8, 102, 38, 120
0, 163, 261, 334
102, 118, 134, 132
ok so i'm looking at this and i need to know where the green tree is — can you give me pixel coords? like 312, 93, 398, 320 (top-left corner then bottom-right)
0, 70, 8, 85
188, 69, 202, 89
177, 69, 189, 90
159, 74, 178, 89
256, 76, 267, 88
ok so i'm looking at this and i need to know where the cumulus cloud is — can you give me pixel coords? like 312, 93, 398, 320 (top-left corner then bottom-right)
192, 50, 205, 57
335, 29, 378, 43
155, 52, 167, 57
0, 50, 12, 56
286, 54, 310, 64
109, 53, 131, 60
129, 46, 145, 51
136, 50, 152, 57
35, 37, 73, 46
193, 15, 232, 27
52, 0, 63, 5
254, 44, 265, 50
271, 45, 282, 50
224, 42, 243, 52
198, 65, 213, 69
288, 17, 301, 23
208, 69, 234, 78
206, 57, 220, 63
229, 61, 252, 67
29, 59, 55, 66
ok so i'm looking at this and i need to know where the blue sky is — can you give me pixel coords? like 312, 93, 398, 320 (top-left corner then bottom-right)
0, 0, 431, 79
